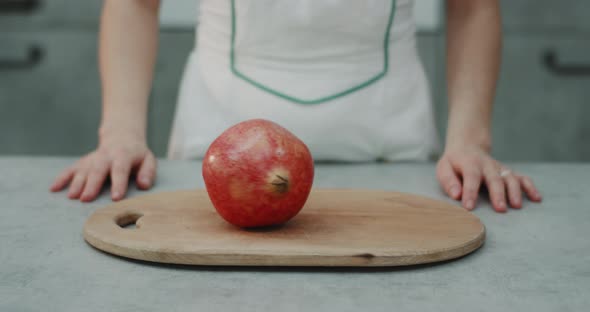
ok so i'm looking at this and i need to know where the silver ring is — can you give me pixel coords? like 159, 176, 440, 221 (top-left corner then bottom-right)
500, 169, 512, 177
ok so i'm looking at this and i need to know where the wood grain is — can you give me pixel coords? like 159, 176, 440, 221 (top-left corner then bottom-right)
83, 189, 485, 267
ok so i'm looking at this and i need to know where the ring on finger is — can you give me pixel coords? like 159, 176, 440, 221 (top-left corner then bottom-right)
499, 168, 513, 178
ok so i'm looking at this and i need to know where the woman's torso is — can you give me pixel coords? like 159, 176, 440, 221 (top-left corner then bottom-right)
168, 0, 440, 161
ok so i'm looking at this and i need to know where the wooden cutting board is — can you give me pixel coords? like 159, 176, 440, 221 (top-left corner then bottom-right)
83, 189, 485, 267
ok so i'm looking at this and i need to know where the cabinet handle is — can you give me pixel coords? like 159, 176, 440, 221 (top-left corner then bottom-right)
543, 50, 590, 76
0, 45, 43, 70
0, 0, 40, 13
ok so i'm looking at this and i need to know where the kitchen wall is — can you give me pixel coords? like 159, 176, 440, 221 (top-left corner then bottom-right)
1, 1, 589, 161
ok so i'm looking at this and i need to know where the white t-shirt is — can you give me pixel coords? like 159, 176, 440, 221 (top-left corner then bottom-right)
168, 0, 440, 161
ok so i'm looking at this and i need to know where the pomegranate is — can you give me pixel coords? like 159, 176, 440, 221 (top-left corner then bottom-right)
202, 119, 314, 228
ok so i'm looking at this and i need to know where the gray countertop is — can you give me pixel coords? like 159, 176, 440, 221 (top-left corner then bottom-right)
1, 157, 589, 312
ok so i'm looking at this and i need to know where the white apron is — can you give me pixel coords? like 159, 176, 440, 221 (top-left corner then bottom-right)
168, 0, 440, 162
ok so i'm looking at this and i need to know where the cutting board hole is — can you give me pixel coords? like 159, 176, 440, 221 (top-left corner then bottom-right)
116, 213, 143, 230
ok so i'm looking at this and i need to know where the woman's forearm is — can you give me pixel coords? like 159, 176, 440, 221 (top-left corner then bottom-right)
445, 0, 501, 152
98, 0, 160, 142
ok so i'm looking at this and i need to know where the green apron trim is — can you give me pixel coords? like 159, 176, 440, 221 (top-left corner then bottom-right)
230, 0, 396, 105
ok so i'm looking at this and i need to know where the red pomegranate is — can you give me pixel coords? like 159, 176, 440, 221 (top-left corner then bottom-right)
202, 119, 314, 227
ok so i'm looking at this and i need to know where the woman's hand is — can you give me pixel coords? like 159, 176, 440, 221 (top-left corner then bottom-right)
52, 1, 162, 202
436, 144, 542, 212
50, 134, 157, 202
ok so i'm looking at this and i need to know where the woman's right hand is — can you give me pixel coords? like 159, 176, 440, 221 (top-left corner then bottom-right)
50, 133, 157, 202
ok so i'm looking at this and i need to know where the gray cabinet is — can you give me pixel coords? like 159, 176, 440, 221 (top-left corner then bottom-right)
416, 34, 438, 97
0, 1, 101, 30
0, 31, 101, 155
0, 0, 101, 156
416, 33, 445, 146
500, 0, 590, 33
149, 31, 195, 156
493, 35, 590, 161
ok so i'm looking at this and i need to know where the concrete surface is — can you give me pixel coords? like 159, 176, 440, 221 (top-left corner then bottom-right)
1, 157, 589, 312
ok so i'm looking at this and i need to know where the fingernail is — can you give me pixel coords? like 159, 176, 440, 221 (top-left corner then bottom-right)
141, 177, 151, 186
498, 201, 507, 211
450, 185, 460, 198
512, 199, 521, 209
465, 200, 474, 210
112, 191, 120, 200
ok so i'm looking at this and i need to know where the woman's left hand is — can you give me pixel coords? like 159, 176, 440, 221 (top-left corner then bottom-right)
436, 145, 542, 212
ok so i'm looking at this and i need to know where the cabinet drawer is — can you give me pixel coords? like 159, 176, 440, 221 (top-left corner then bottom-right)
0, 0, 101, 29
500, 0, 590, 33
0, 31, 101, 155
493, 35, 590, 161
